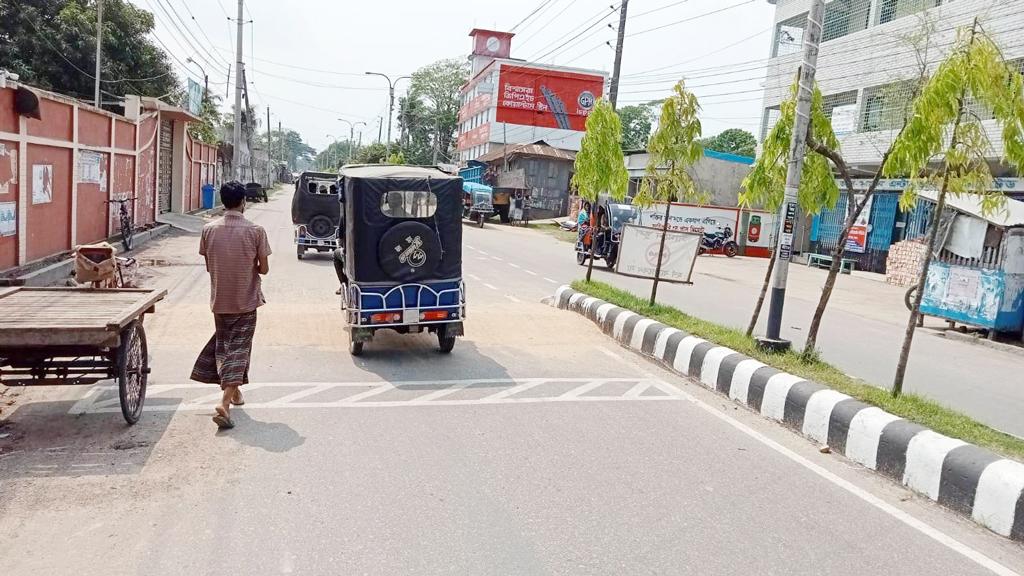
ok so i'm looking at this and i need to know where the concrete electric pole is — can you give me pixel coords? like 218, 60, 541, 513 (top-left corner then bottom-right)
93, 0, 103, 108
231, 0, 245, 180
608, 0, 629, 109
758, 0, 826, 352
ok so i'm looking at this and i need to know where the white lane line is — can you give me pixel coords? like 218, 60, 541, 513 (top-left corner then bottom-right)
467, 273, 481, 281
491, 256, 504, 262
560, 380, 607, 399
483, 283, 498, 290
624, 381, 652, 398
524, 270, 538, 276
509, 263, 521, 269
505, 294, 522, 303
478, 250, 490, 256
543, 277, 558, 284
653, 384, 1020, 576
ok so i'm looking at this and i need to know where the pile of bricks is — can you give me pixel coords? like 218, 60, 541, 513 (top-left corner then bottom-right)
885, 239, 928, 287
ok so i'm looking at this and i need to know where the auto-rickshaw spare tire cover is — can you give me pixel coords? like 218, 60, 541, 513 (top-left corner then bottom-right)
308, 214, 335, 237
378, 221, 443, 281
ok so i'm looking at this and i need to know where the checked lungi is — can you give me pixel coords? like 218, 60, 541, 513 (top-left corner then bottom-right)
190, 311, 257, 388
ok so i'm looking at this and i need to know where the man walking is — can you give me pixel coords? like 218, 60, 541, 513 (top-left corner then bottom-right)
191, 181, 272, 429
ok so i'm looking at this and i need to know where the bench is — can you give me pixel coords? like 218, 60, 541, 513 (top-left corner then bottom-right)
806, 253, 856, 274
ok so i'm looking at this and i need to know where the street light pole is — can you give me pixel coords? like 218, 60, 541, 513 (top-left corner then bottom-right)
365, 72, 410, 160
186, 58, 209, 103
338, 119, 367, 164
758, 0, 826, 352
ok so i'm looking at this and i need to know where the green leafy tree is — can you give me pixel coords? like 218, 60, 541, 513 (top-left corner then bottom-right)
617, 104, 652, 150
259, 129, 315, 171
634, 81, 704, 305
188, 95, 222, 145
571, 98, 629, 282
407, 58, 469, 164
740, 81, 841, 338
702, 128, 757, 158
397, 95, 435, 165
353, 142, 389, 164
386, 151, 406, 165
1, 0, 178, 103
886, 23, 1024, 396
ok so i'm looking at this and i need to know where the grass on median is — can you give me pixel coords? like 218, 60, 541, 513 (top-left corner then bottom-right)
571, 279, 1024, 461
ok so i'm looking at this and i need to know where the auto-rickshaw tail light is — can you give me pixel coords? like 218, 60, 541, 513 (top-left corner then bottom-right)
420, 310, 449, 321
370, 312, 402, 324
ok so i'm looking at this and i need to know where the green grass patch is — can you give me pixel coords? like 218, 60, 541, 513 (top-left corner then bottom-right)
572, 279, 1024, 461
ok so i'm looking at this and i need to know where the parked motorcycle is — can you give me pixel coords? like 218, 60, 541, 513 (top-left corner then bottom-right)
699, 227, 739, 258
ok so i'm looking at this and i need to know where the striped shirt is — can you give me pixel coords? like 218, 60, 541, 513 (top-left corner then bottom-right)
200, 211, 272, 314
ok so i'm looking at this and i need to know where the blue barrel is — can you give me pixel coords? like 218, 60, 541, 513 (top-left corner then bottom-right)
201, 184, 216, 209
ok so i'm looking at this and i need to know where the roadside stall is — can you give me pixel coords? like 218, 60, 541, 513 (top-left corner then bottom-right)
916, 191, 1024, 341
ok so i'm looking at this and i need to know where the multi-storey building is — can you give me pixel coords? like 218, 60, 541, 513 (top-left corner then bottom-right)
760, 0, 1024, 271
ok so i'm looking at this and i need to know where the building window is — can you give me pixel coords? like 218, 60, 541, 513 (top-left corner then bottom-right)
878, 0, 943, 25
761, 106, 781, 141
860, 80, 918, 132
822, 0, 871, 42
773, 13, 806, 57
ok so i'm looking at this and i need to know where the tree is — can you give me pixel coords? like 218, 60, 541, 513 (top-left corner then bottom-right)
571, 98, 629, 282
386, 151, 406, 165
188, 95, 222, 145
617, 104, 652, 150
886, 22, 1024, 396
0, 0, 178, 103
353, 142, 388, 164
406, 58, 469, 164
259, 129, 315, 171
740, 81, 840, 338
634, 81, 705, 305
702, 128, 757, 158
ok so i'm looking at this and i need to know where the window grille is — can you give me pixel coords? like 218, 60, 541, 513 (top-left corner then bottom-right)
860, 80, 918, 132
773, 13, 806, 57
761, 106, 782, 142
877, 0, 943, 25
822, 0, 872, 42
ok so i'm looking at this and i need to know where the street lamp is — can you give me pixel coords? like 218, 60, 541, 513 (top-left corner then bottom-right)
337, 119, 366, 164
185, 57, 208, 103
364, 72, 410, 159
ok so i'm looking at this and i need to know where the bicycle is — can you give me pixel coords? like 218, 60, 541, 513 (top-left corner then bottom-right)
106, 196, 136, 252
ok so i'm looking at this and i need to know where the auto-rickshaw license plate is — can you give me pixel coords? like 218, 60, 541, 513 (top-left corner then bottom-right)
403, 310, 419, 324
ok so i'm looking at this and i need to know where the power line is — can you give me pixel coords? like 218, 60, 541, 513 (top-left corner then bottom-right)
526, 3, 619, 61
170, 0, 233, 67
516, 0, 580, 48
530, 4, 620, 62
510, 0, 558, 32
147, 0, 222, 73
627, 0, 757, 38
631, 0, 690, 19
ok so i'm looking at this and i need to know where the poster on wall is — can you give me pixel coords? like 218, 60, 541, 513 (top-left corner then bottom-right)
32, 164, 53, 205
830, 104, 858, 136
77, 150, 107, 191
495, 65, 604, 132
0, 201, 15, 237
845, 195, 872, 253
616, 225, 701, 283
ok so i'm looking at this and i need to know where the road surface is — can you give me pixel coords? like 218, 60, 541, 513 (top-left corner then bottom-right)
1, 190, 1022, 575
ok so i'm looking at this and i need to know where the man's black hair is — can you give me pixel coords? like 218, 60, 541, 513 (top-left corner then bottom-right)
220, 181, 246, 209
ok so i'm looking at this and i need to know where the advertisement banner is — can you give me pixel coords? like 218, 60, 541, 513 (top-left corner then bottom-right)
77, 150, 107, 191
0, 201, 15, 237
632, 202, 777, 258
845, 195, 872, 253
32, 164, 53, 205
616, 224, 701, 283
495, 65, 604, 132
187, 78, 203, 115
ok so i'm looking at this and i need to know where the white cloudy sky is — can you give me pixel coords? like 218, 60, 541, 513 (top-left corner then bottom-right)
130, 0, 778, 152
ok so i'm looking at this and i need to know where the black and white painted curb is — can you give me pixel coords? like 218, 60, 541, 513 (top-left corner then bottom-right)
553, 286, 1024, 543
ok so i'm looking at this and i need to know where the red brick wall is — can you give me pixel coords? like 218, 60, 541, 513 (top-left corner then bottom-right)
78, 110, 111, 148
25, 145, 72, 261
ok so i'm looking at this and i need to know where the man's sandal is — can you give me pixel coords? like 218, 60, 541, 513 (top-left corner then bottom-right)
213, 406, 235, 429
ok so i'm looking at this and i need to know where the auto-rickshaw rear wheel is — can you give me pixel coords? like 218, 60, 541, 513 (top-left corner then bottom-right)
438, 326, 456, 354
297, 245, 305, 260
349, 332, 364, 356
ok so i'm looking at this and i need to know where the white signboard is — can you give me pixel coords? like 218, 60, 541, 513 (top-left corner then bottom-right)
831, 104, 858, 136
616, 224, 701, 283
32, 164, 53, 205
0, 201, 15, 237
632, 202, 778, 257
77, 150, 107, 191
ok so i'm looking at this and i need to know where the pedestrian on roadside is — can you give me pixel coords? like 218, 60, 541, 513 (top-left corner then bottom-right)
190, 181, 272, 429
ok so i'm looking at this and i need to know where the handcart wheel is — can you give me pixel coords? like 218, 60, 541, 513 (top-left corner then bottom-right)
117, 320, 149, 425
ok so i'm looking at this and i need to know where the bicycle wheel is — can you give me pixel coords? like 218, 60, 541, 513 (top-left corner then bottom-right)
120, 209, 134, 252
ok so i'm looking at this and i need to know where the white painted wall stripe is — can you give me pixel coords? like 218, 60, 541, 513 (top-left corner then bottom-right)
760, 373, 805, 422
653, 327, 682, 361
729, 359, 765, 405
801, 389, 852, 444
845, 408, 902, 470
903, 431, 968, 500
972, 459, 1024, 537
629, 319, 658, 351
672, 336, 707, 375
612, 311, 638, 340
596, 303, 618, 323
699, 347, 734, 389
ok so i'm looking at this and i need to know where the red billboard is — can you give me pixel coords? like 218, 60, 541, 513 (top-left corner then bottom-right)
495, 65, 604, 132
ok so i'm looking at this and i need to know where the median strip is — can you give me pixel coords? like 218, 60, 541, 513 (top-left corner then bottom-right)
552, 281, 1024, 543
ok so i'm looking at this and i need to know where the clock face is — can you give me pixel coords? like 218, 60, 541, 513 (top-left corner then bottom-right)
486, 36, 501, 53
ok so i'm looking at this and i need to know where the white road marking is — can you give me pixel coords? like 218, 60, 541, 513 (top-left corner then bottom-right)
596, 346, 624, 361
478, 250, 490, 256
508, 263, 521, 269
491, 256, 504, 262
543, 277, 558, 284
650, 384, 1020, 576
505, 294, 522, 303
467, 273, 481, 281
483, 283, 498, 290
524, 270, 538, 276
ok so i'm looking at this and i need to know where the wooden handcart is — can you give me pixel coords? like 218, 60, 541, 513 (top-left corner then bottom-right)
0, 287, 167, 425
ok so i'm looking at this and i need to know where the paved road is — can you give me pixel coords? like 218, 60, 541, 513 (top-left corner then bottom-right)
469, 224, 1024, 439
1, 191, 1022, 575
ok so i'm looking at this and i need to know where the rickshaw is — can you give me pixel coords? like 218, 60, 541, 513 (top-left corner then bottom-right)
337, 165, 465, 355
462, 181, 494, 227
575, 200, 637, 269
291, 171, 341, 259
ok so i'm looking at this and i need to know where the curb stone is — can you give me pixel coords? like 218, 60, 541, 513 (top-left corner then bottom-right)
552, 285, 1024, 543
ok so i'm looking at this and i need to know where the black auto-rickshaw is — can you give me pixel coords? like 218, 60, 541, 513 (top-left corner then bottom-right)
337, 165, 465, 355
245, 182, 268, 203
291, 171, 341, 259
575, 200, 637, 269
462, 181, 494, 227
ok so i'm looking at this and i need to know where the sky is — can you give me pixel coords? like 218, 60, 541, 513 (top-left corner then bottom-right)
129, 0, 778, 153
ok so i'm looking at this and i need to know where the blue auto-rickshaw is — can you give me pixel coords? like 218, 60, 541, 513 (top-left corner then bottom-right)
337, 165, 465, 355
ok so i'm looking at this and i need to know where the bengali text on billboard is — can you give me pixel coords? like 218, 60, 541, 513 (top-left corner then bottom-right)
495, 65, 604, 132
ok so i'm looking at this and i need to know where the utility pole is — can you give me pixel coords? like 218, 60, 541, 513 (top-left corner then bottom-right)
93, 0, 103, 107
365, 72, 410, 159
278, 120, 283, 171
608, 0, 628, 109
266, 106, 272, 185
758, 0, 826, 352
231, 0, 245, 180
225, 63, 231, 100
377, 117, 383, 144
